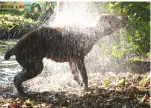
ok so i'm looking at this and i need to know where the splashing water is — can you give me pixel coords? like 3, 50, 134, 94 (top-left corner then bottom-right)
0, 2, 130, 95
21, 2, 123, 95
21, 2, 104, 94
48, 2, 103, 28
0, 2, 149, 97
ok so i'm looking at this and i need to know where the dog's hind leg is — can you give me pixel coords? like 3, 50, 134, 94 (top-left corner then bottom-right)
14, 60, 43, 95
69, 61, 81, 86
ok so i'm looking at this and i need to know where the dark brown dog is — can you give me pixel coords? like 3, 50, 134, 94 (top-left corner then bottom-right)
4, 15, 128, 95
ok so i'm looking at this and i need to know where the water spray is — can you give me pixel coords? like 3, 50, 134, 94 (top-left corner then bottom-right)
0, 2, 129, 95
47, 2, 101, 28
0, 59, 4, 63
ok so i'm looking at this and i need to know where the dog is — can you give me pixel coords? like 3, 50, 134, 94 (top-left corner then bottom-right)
4, 15, 128, 95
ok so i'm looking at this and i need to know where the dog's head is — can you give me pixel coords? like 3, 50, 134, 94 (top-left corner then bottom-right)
96, 14, 128, 35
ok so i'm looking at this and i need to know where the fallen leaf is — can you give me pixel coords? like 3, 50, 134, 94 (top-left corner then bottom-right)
139, 94, 149, 104
25, 99, 34, 105
115, 78, 126, 87
145, 81, 150, 87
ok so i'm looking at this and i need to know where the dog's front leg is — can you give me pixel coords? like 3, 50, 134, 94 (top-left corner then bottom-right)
76, 58, 88, 91
69, 61, 81, 86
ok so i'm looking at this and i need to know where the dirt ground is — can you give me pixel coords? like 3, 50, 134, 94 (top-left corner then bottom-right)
0, 71, 150, 108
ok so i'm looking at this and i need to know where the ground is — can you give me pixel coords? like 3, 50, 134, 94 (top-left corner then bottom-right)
0, 70, 150, 108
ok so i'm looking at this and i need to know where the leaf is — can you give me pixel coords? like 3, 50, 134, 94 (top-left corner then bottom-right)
104, 78, 110, 86
147, 4, 150, 10
145, 81, 150, 87
115, 78, 126, 86
25, 99, 34, 105
9, 103, 17, 108
139, 74, 150, 87
139, 94, 149, 104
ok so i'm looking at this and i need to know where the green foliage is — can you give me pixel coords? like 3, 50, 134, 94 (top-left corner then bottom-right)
146, 52, 150, 58
23, 2, 56, 21
0, 2, 56, 39
106, 2, 150, 56
0, 12, 37, 30
100, 40, 127, 59
0, 10, 24, 16
110, 43, 125, 58
24, 10, 41, 21
0, 11, 38, 39
129, 56, 141, 62
39, 1, 56, 12
38, 2, 57, 23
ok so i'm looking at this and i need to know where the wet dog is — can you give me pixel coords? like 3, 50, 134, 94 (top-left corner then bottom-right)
4, 15, 128, 95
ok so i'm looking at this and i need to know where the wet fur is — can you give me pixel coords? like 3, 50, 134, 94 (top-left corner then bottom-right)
4, 15, 128, 94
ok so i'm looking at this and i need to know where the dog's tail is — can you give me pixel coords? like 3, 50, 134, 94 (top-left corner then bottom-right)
4, 48, 14, 60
